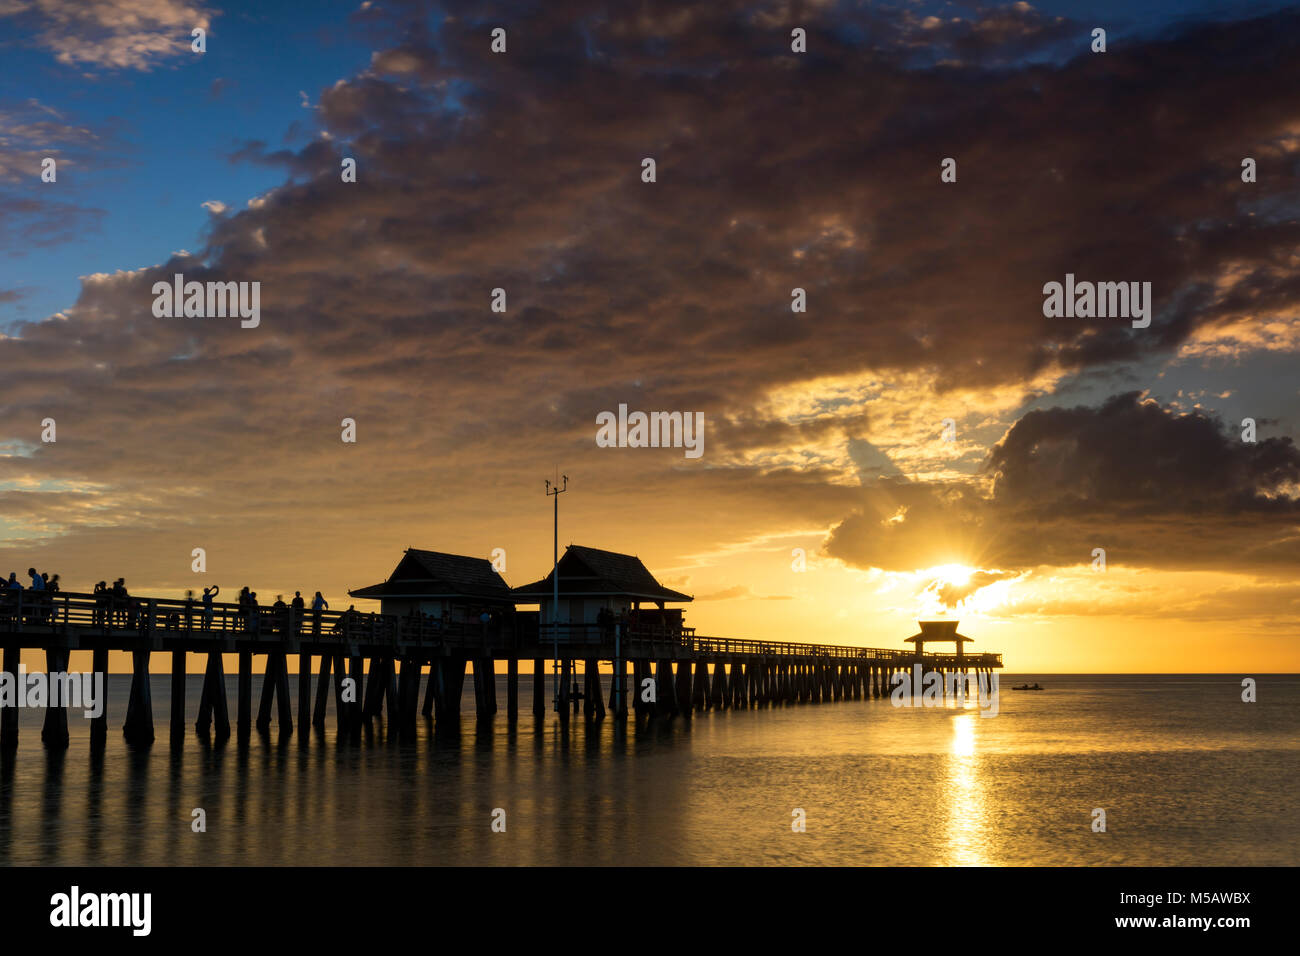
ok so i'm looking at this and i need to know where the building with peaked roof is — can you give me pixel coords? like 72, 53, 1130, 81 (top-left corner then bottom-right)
904, 619, 974, 658
510, 544, 692, 628
348, 548, 513, 621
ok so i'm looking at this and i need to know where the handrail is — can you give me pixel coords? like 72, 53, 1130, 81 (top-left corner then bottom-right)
0, 589, 1001, 664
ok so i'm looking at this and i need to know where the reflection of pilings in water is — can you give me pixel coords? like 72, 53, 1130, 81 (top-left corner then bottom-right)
40, 747, 66, 860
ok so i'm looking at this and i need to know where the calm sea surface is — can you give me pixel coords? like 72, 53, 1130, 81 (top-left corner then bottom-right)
0, 673, 1295, 866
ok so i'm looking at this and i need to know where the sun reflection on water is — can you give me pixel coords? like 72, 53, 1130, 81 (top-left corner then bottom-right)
944, 711, 988, 865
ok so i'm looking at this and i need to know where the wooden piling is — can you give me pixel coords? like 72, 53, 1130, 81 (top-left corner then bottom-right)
587, 660, 605, 719
237, 650, 253, 737
348, 655, 364, 730
692, 659, 708, 711
0, 646, 17, 749
297, 651, 311, 735
507, 656, 519, 722
169, 648, 186, 741
558, 658, 571, 722
40, 648, 70, 748
676, 660, 693, 717
474, 658, 492, 720
274, 652, 293, 734
438, 658, 466, 723
363, 656, 383, 720
312, 653, 332, 727
384, 657, 399, 725
532, 657, 546, 719
631, 659, 647, 718
610, 657, 628, 719
422, 655, 438, 718
256, 653, 276, 731
122, 649, 154, 744
91, 646, 108, 750
332, 653, 348, 733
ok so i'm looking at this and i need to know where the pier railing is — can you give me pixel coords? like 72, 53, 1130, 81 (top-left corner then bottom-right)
0, 590, 1001, 666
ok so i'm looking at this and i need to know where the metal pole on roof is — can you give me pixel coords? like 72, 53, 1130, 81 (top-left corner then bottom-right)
545, 474, 568, 712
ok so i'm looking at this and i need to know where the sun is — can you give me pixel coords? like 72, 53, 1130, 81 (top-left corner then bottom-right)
928, 563, 975, 588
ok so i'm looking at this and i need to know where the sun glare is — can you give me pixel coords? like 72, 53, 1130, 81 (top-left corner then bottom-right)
929, 563, 974, 588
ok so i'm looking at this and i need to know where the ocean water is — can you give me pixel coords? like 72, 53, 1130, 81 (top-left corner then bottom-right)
0, 673, 1295, 866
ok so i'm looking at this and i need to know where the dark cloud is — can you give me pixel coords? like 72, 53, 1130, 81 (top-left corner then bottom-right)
4, 2, 1300, 592
825, 393, 1300, 573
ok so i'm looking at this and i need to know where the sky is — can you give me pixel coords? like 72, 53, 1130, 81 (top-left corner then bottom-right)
3, 0, 1300, 672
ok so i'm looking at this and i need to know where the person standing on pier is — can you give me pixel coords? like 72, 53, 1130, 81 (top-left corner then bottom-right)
92, 580, 107, 626
292, 591, 305, 635
27, 568, 45, 624
247, 591, 261, 637
273, 595, 289, 636
202, 585, 219, 631
311, 591, 327, 636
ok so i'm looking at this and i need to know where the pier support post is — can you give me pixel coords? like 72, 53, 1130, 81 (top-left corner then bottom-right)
582, 660, 596, 719
169, 648, 186, 742
692, 659, 708, 711
40, 647, 70, 748
473, 658, 495, 720
438, 658, 465, 723
610, 657, 629, 719
91, 646, 108, 750
312, 653, 332, 727
422, 655, 438, 718
632, 660, 647, 718
275, 652, 294, 734
256, 653, 276, 731
384, 657, 399, 726
211, 652, 230, 739
585, 660, 605, 719
348, 655, 364, 731
123, 649, 154, 744
363, 656, 383, 720
676, 660, 693, 717
558, 658, 571, 723
401, 658, 421, 731
532, 657, 546, 719
0, 646, 17, 750
332, 653, 348, 733
237, 650, 252, 738
507, 657, 519, 723
654, 660, 676, 717
298, 651, 311, 736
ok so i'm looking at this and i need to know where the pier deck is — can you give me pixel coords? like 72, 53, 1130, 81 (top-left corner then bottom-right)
0, 590, 1003, 749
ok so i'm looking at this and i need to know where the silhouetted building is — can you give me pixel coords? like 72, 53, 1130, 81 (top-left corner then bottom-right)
905, 619, 973, 660
348, 548, 513, 622
511, 544, 692, 633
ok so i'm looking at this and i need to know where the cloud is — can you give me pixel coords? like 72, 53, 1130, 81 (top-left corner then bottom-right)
4, 2, 1300, 599
924, 569, 1021, 609
695, 585, 793, 601
1, 0, 217, 71
825, 393, 1300, 574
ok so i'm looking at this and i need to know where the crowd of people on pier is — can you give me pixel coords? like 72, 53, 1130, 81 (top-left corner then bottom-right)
1, 575, 513, 641
0, 567, 61, 623
0, 574, 353, 636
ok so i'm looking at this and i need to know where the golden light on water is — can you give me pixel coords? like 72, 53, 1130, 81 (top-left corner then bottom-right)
944, 712, 988, 866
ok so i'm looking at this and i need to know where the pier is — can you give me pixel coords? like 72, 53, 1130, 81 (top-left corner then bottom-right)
0, 545, 1003, 751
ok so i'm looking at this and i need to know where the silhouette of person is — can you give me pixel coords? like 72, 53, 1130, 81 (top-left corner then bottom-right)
311, 591, 327, 636
202, 585, 219, 631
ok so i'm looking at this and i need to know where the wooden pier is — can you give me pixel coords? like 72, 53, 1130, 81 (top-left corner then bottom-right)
0, 589, 1002, 751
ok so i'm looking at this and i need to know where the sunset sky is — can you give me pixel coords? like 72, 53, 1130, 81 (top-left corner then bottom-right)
3, 0, 1300, 672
